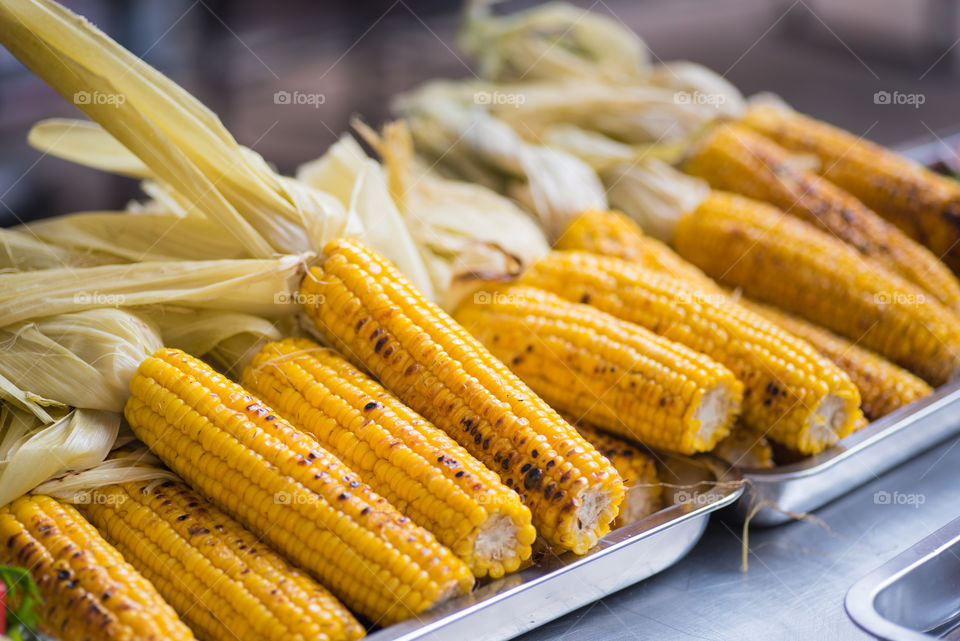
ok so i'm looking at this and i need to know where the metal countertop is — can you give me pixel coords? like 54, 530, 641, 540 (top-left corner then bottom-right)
515, 436, 960, 641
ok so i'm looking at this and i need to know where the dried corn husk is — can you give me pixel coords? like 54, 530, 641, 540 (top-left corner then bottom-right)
352, 120, 550, 309
296, 134, 436, 300
460, 0, 648, 83
0, 254, 309, 327
0, 309, 162, 414
0, 228, 118, 271
396, 82, 606, 240
0, 407, 120, 508
23, 210, 248, 263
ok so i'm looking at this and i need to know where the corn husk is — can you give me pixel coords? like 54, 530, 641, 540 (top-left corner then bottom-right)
0, 0, 363, 260
602, 159, 710, 242
0, 309, 161, 414
296, 135, 436, 300
22, 210, 248, 263
0, 254, 310, 327
0, 407, 120, 508
352, 120, 550, 309
460, 0, 648, 83
31, 446, 178, 504
0, 228, 119, 271
396, 81, 606, 240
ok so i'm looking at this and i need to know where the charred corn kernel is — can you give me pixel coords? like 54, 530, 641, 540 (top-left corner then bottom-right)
570, 423, 662, 527
453, 284, 742, 454
125, 347, 473, 625
684, 124, 960, 310
301, 238, 625, 555
523, 250, 863, 455
739, 298, 933, 420
0, 495, 193, 641
742, 104, 960, 274
556, 210, 717, 290
81, 480, 364, 641
671, 191, 960, 386
712, 425, 775, 469
242, 337, 536, 578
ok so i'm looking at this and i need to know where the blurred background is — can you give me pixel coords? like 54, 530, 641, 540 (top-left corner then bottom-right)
2, 0, 960, 225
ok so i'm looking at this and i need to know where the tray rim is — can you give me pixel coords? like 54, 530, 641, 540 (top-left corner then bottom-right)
845, 515, 960, 641
366, 460, 744, 641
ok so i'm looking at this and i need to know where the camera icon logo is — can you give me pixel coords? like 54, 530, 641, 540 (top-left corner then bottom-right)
874, 490, 891, 505
274, 90, 292, 105
874, 91, 892, 105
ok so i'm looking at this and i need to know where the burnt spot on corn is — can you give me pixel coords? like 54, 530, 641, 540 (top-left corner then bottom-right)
355, 318, 366, 332
187, 525, 211, 537
524, 467, 543, 490
374, 337, 388, 353
363, 401, 380, 411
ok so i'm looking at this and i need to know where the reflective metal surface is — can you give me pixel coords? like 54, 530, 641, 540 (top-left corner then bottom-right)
739, 381, 960, 526
367, 458, 743, 641
846, 516, 960, 641
516, 435, 960, 641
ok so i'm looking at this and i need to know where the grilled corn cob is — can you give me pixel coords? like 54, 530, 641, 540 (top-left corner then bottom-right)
739, 298, 933, 420
683, 123, 960, 310
81, 480, 364, 641
741, 104, 960, 274
0, 494, 193, 641
301, 238, 625, 554
555, 209, 717, 290
522, 250, 863, 454
126, 347, 473, 625
571, 423, 662, 527
671, 191, 960, 385
242, 337, 536, 578
453, 284, 742, 454
712, 426, 775, 469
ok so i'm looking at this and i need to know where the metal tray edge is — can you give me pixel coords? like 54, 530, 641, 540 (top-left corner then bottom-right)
845, 516, 960, 641
367, 467, 744, 641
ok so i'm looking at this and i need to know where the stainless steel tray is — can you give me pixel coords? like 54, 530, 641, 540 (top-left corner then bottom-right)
367, 457, 743, 641
737, 380, 960, 526
845, 515, 960, 640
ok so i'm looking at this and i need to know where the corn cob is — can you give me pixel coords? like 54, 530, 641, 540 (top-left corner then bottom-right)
712, 426, 775, 469
81, 480, 364, 641
670, 191, 960, 385
555, 209, 717, 290
242, 337, 536, 578
738, 298, 933, 420
301, 238, 625, 554
522, 250, 863, 455
126, 347, 473, 625
683, 123, 960, 310
570, 423, 663, 527
741, 104, 960, 274
0, 494, 193, 641
453, 284, 742, 454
